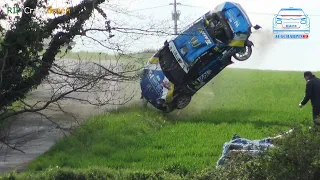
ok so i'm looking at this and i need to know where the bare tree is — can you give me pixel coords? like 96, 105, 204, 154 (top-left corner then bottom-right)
0, 0, 178, 159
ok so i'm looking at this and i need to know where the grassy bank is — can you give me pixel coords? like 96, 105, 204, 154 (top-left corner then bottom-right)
5, 69, 318, 178
55, 51, 155, 63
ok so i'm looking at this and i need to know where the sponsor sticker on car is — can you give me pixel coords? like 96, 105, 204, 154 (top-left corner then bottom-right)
168, 41, 189, 73
198, 27, 212, 45
197, 69, 212, 82
148, 71, 163, 95
226, 10, 240, 28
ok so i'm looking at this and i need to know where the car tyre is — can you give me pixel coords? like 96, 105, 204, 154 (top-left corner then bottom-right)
175, 95, 192, 109
233, 46, 252, 61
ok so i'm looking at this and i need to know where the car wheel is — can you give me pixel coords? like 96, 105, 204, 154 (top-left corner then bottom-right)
233, 46, 252, 61
175, 95, 191, 109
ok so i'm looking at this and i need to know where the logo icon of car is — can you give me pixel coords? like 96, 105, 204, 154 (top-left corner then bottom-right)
272, 7, 310, 34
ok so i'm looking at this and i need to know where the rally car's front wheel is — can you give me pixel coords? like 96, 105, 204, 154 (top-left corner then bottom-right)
175, 95, 192, 109
233, 45, 252, 61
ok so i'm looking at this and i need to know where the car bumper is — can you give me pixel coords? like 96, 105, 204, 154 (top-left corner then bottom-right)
273, 23, 310, 33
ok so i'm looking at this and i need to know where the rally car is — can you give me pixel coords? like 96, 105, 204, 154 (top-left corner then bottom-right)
140, 1, 259, 113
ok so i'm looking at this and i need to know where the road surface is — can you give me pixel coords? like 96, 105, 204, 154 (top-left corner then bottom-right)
0, 58, 141, 173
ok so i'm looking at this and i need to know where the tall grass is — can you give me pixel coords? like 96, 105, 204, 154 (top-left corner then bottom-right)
25, 69, 316, 173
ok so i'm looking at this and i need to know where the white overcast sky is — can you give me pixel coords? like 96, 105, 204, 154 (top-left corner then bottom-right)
117, 0, 320, 71
92, 0, 320, 71
1, 0, 320, 71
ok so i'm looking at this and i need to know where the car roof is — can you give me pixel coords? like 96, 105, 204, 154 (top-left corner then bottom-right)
280, 8, 303, 11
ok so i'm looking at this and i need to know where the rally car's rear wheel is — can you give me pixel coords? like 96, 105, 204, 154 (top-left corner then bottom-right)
175, 95, 192, 109
233, 46, 252, 61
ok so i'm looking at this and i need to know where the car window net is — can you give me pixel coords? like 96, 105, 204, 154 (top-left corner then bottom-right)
204, 13, 232, 44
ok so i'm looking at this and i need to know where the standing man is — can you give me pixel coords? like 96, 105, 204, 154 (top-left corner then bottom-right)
299, 71, 320, 125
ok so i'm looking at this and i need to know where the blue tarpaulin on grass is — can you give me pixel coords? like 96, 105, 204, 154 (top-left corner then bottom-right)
217, 134, 275, 166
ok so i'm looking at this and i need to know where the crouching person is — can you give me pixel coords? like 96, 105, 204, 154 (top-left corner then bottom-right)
299, 71, 320, 126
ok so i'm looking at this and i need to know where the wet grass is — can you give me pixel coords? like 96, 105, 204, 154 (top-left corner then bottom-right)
25, 68, 317, 173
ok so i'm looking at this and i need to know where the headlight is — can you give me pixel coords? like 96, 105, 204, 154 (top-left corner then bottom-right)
276, 18, 282, 24
300, 18, 306, 24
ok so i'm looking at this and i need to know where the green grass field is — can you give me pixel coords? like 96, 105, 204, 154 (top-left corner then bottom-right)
55, 51, 155, 63
25, 68, 317, 174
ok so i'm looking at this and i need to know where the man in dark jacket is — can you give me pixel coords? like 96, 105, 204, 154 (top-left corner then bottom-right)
299, 71, 320, 125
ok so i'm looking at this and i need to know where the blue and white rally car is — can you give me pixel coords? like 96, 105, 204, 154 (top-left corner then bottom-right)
140, 1, 259, 113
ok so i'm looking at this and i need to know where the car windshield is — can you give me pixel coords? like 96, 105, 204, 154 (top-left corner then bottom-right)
278, 9, 305, 16
158, 47, 187, 85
